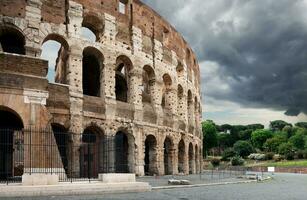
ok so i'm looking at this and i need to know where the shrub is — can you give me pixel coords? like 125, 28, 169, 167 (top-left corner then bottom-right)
221, 148, 237, 161
210, 158, 221, 167
273, 154, 283, 162
296, 150, 304, 159
233, 140, 254, 158
278, 142, 294, 155
248, 153, 266, 160
285, 152, 295, 160
265, 152, 274, 160
231, 156, 245, 166
303, 150, 307, 159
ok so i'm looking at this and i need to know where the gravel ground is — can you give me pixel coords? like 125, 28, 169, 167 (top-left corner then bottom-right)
2, 173, 307, 200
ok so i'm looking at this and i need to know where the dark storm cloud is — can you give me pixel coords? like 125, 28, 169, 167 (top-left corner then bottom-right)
142, 0, 307, 116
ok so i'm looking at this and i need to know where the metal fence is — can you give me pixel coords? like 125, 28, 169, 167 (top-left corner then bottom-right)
0, 127, 131, 184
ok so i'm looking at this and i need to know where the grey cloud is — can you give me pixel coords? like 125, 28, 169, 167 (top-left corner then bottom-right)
142, 0, 307, 116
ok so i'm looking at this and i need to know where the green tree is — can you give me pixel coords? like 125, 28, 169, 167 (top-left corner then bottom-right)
233, 140, 254, 157
264, 133, 287, 153
270, 120, 292, 131
295, 122, 307, 129
251, 129, 273, 150
247, 124, 265, 131
278, 142, 294, 155
202, 120, 218, 157
289, 132, 306, 150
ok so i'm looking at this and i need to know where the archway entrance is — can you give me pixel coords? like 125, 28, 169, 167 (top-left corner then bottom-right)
178, 139, 185, 173
115, 131, 129, 173
189, 143, 194, 174
164, 137, 173, 175
144, 135, 157, 176
0, 26, 25, 55
0, 108, 23, 180
80, 127, 103, 178
51, 124, 69, 175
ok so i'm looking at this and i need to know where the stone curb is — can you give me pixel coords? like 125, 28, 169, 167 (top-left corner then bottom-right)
152, 177, 272, 190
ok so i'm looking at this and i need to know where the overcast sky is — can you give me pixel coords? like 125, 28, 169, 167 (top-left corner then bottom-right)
42, 0, 307, 127
142, 0, 307, 127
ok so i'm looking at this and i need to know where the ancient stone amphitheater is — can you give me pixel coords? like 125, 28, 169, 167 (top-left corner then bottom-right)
0, 0, 202, 178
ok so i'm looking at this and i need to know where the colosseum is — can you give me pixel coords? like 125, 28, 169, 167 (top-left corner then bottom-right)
0, 0, 202, 181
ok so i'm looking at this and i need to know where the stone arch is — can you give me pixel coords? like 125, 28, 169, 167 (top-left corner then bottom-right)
115, 128, 134, 173
42, 34, 69, 84
80, 125, 105, 178
82, 46, 104, 97
51, 123, 69, 174
163, 136, 174, 175
188, 143, 195, 174
177, 84, 184, 118
0, 106, 24, 180
144, 134, 158, 175
176, 61, 184, 77
187, 90, 194, 126
0, 24, 25, 55
178, 139, 185, 173
81, 14, 104, 42
142, 65, 155, 104
161, 73, 173, 110
195, 144, 200, 173
115, 55, 133, 102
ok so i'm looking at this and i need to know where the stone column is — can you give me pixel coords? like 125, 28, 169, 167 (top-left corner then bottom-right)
24, 0, 42, 57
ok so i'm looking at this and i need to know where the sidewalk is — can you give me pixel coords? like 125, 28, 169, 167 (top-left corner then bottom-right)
0, 181, 151, 197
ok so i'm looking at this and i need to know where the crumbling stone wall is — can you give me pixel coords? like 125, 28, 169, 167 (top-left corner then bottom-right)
0, 0, 202, 176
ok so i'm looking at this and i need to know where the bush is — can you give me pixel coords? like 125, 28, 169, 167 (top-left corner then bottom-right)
303, 150, 307, 159
248, 153, 266, 161
233, 140, 254, 158
221, 148, 237, 161
231, 156, 245, 166
278, 142, 294, 155
296, 150, 305, 159
285, 152, 295, 160
273, 154, 283, 162
210, 158, 221, 167
265, 152, 275, 160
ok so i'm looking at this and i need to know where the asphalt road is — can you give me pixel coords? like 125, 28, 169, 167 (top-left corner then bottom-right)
2, 173, 307, 200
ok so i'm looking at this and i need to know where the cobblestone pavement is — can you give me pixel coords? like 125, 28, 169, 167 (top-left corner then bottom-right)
2, 173, 307, 200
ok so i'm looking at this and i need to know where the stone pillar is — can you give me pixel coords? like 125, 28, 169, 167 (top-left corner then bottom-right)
173, 145, 179, 175
67, 1, 83, 38
24, 0, 42, 57
129, 67, 143, 121
132, 26, 143, 54
184, 143, 189, 175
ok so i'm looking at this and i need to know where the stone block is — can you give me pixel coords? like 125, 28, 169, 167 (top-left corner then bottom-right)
22, 174, 59, 186
98, 173, 136, 183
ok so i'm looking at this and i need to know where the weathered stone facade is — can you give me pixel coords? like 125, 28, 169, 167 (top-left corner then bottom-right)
0, 0, 202, 176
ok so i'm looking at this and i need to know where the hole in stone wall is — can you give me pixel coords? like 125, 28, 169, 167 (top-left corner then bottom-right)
188, 143, 194, 174
115, 56, 132, 102
81, 27, 96, 42
82, 47, 103, 97
0, 26, 25, 55
164, 137, 173, 175
178, 139, 185, 173
119, 0, 128, 14
144, 135, 157, 176
142, 65, 155, 104
41, 35, 69, 84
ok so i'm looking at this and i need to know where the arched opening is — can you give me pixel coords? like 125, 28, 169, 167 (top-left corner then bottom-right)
188, 143, 194, 174
0, 107, 24, 180
81, 15, 104, 42
142, 65, 155, 104
164, 137, 173, 175
115, 131, 134, 173
115, 56, 132, 102
195, 145, 200, 173
162, 74, 172, 110
187, 90, 193, 124
176, 61, 184, 78
177, 84, 184, 118
82, 47, 103, 97
0, 25, 25, 55
178, 139, 185, 173
144, 135, 157, 176
41, 34, 69, 83
80, 126, 103, 178
51, 124, 69, 175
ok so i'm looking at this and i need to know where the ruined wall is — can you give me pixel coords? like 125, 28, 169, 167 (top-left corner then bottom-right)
0, 0, 203, 176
